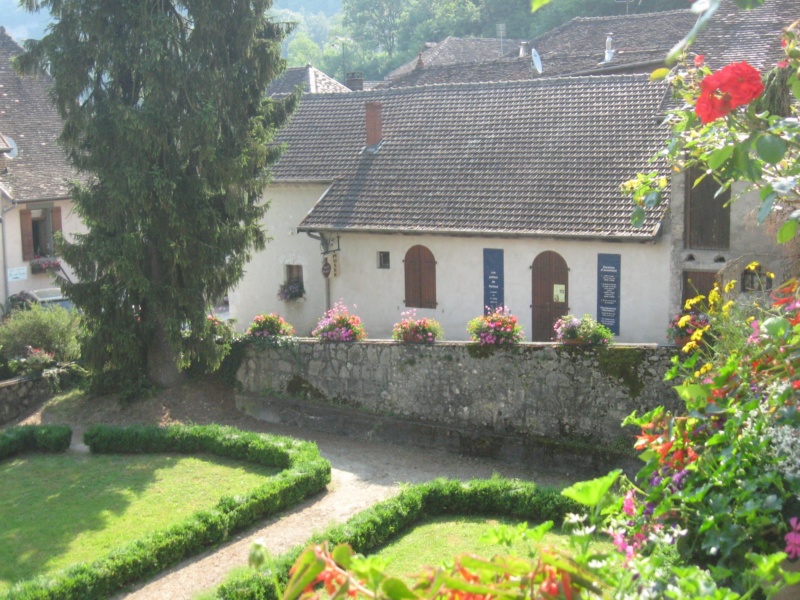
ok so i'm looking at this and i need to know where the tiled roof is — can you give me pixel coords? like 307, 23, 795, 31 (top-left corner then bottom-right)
387, 11, 696, 88
272, 75, 670, 240
386, 37, 525, 82
387, 1, 798, 88
0, 27, 74, 202
266, 64, 351, 97
692, 0, 796, 71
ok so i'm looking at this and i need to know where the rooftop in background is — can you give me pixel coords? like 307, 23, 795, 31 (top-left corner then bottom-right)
271, 74, 670, 241
386, 0, 795, 88
0, 26, 75, 202
386, 36, 525, 82
266, 63, 351, 97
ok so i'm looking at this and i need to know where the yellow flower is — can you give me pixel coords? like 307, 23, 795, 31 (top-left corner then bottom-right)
691, 330, 704, 342
767, 271, 775, 279
682, 341, 697, 353
722, 300, 735, 314
700, 362, 713, 375
746, 316, 755, 323
746, 261, 760, 271
684, 295, 704, 310
708, 286, 721, 311
724, 280, 737, 293
678, 315, 692, 328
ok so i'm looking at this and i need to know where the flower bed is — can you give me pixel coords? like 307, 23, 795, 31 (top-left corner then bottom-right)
312, 302, 366, 342
392, 310, 443, 343
553, 313, 613, 345
466, 306, 524, 346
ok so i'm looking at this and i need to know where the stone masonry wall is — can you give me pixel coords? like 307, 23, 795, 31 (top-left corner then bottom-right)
0, 374, 60, 425
236, 341, 682, 449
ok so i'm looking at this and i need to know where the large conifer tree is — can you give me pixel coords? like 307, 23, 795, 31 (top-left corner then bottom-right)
16, 0, 296, 389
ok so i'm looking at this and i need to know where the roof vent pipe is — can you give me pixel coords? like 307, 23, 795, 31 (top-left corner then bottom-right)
365, 102, 382, 147
519, 41, 531, 58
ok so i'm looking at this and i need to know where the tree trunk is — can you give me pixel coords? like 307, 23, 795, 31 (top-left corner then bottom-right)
146, 242, 183, 388
146, 315, 183, 388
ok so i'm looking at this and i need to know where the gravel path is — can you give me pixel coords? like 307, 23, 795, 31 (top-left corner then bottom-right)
15, 381, 576, 599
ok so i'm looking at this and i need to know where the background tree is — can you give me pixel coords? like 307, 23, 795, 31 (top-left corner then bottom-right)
342, 0, 405, 57
15, 0, 297, 391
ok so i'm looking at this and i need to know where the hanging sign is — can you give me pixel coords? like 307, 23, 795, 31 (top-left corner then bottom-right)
331, 251, 340, 277
596, 254, 620, 336
483, 249, 504, 313
322, 257, 331, 278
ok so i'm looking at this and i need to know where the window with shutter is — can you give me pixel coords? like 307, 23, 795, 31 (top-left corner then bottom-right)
684, 168, 730, 250
20, 206, 62, 261
404, 245, 436, 308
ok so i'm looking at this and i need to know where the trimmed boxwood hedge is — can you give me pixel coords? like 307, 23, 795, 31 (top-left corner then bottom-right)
0, 425, 72, 459
215, 476, 581, 600
2, 424, 331, 600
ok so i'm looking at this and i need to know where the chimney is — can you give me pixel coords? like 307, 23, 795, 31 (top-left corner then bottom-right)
365, 102, 382, 147
519, 41, 531, 58
346, 71, 364, 91
603, 34, 614, 63
415, 51, 424, 70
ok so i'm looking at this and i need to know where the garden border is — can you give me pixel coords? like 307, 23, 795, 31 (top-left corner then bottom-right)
0, 424, 72, 459
215, 477, 580, 599
1, 424, 331, 600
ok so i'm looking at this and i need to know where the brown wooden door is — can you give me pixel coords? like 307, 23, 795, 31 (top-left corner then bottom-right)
682, 271, 718, 308
532, 251, 569, 341
404, 245, 437, 308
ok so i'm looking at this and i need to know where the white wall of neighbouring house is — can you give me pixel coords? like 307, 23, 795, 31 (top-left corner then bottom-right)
230, 182, 331, 335
318, 232, 673, 344
2, 199, 85, 299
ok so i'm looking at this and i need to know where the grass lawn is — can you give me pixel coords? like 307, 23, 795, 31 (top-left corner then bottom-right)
376, 516, 615, 582
0, 453, 278, 591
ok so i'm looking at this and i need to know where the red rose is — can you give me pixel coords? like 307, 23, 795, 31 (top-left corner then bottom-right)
695, 61, 764, 124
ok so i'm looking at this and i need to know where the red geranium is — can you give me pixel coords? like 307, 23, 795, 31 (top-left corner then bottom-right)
695, 61, 764, 124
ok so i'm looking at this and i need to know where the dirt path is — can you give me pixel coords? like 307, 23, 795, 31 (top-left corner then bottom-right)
14, 380, 576, 599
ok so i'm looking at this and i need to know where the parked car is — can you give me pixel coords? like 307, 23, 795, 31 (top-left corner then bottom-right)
7, 288, 74, 312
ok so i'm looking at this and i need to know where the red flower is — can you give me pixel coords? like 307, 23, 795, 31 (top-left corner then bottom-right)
694, 54, 704, 67
695, 61, 764, 124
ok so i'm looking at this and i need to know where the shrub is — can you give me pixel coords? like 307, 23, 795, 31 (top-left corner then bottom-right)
3, 425, 331, 600
553, 313, 613, 345
247, 313, 295, 338
0, 303, 81, 364
466, 306, 524, 346
391, 310, 443, 342
311, 302, 366, 342
0, 425, 72, 459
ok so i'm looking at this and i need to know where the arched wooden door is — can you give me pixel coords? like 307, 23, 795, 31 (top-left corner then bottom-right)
531, 251, 569, 341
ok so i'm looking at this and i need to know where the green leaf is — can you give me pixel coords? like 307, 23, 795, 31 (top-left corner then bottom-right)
763, 316, 791, 339
631, 206, 646, 227
561, 469, 622, 507
778, 219, 799, 243
756, 134, 787, 165
644, 191, 661, 208
283, 547, 326, 600
707, 146, 733, 170
332, 544, 353, 569
792, 78, 800, 101
758, 192, 777, 224
382, 578, 418, 600
674, 384, 709, 403
650, 68, 670, 81
531, 0, 554, 11
526, 520, 554, 543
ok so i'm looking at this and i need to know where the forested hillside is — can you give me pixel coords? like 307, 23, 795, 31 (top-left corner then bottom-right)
277, 0, 690, 81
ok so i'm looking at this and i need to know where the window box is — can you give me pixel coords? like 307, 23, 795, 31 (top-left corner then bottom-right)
30, 257, 61, 274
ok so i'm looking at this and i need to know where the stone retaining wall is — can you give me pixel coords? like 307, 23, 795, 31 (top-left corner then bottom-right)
236, 341, 682, 457
0, 372, 61, 425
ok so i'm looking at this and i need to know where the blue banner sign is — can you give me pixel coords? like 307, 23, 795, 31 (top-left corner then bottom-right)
597, 254, 620, 335
483, 249, 504, 313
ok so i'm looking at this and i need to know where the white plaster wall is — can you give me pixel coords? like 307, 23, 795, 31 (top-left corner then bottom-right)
323, 233, 673, 343
2, 199, 86, 298
668, 174, 787, 314
230, 182, 331, 335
